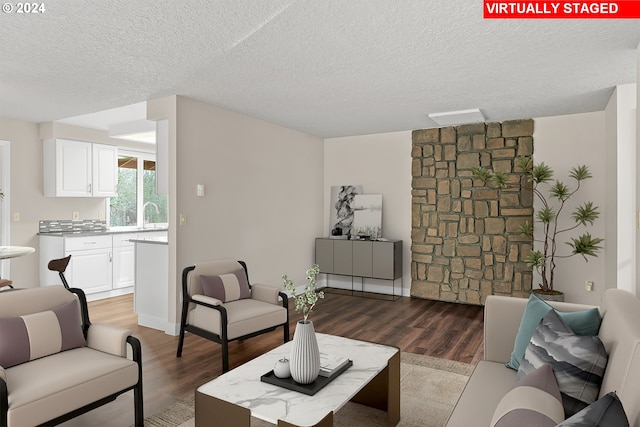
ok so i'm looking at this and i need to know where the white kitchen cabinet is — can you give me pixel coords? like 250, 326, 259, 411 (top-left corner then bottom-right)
67, 245, 113, 295
40, 234, 113, 295
112, 233, 137, 289
92, 143, 118, 197
43, 138, 118, 197
40, 230, 167, 300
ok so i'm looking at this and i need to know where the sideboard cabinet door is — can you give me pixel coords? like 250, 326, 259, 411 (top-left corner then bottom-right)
352, 241, 373, 277
333, 240, 353, 276
373, 240, 402, 280
315, 238, 334, 274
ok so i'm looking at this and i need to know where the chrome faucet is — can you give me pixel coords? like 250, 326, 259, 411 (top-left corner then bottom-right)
142, 201, 160, 228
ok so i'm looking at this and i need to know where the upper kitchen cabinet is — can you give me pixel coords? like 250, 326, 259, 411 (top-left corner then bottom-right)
92, 143, 118, 197
43, 138, 118, 197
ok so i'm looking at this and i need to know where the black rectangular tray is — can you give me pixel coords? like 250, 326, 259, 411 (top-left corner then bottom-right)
260, 360, 352, 396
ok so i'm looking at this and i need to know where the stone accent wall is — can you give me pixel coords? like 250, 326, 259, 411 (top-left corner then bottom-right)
411, 120, 534, 305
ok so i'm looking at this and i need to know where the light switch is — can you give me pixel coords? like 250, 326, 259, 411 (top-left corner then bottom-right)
180, 214, 187, 226
13, 212, 20, 222
197, 184, 205, 197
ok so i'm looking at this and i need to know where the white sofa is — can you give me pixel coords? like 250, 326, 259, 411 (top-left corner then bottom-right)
445, 289, 640, 427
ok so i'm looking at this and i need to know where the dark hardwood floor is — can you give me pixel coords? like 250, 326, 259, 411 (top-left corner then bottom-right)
60, 291, 484, 426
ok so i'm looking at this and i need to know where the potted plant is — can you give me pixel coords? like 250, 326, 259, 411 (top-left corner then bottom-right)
473, 156, 603, 300
282, 264, 325, 383
282, 264, 324, 322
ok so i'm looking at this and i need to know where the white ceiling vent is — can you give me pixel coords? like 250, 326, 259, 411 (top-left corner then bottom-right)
428, 109, 486, 127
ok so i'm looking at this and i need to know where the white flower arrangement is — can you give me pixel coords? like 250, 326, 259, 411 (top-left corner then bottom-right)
282, 264, 325, 323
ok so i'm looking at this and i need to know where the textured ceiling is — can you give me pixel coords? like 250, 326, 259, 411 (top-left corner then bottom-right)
1, 1, 639, 138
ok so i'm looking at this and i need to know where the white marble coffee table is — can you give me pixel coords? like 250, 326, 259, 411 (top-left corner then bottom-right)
195, 333, 400, 427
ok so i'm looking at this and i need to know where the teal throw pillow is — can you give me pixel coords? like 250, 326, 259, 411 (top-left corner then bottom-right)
506, 293, 601, 370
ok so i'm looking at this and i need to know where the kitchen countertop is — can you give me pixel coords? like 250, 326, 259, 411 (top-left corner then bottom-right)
130, 237, 168, 245
38, 227, 168, 237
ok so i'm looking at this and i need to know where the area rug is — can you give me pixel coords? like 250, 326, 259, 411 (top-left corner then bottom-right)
142, 352, 474, 427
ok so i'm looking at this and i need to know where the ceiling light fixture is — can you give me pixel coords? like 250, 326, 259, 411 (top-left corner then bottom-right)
428, 108, 486, 127
108, 119, 157, 144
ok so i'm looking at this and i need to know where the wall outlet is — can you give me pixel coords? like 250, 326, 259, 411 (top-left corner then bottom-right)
98, 210, 105, 220
13, 212, 20, 222
72, 211, 80, 220
585, 281, 594, 292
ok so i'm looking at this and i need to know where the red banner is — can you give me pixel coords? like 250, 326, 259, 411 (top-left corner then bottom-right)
484, 1, 640, 18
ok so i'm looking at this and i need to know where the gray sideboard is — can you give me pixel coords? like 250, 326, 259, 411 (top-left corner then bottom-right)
315, 238, 402, 298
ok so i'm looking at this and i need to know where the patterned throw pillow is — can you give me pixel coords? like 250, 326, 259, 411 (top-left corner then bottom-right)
491, 364, 565, 427
506, 293, 601, 370
0, 300, 86, 368
517, 310, 608, 417
557, 392, 629, 427
200, 269, 251, 302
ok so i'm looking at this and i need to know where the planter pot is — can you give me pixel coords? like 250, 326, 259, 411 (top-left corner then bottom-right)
289, 320, 320, 384
532, 289, 565, 302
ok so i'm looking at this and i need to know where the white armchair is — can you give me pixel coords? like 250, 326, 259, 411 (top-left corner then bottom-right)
0, 285, 143, 427
176, 259, 289, 372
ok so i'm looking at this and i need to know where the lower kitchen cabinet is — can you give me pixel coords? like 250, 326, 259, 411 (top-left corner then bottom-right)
112, 234, 136, 289
39, 230, 167, 300
40, 234, 114, 296
67, 245, 113, 294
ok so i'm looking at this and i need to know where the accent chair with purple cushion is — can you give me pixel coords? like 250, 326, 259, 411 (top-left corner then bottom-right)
0, 285, 143, 427
176, 259, 290, 372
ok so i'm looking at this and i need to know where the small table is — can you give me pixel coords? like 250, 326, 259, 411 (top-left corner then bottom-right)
0, 246, 35, 288
196, 333, 400, 427
0, 246, 35, 260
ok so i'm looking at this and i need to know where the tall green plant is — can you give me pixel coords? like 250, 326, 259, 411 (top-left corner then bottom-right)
473, 156, 603, 293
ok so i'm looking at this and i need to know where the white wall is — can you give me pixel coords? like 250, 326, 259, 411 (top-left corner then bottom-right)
605, 85, 637, 296
637, 44, 640, 298
533, 112, 607, 305
0, 119, 106, 287
604, 89, 617, 294
323, 131, 412, 296
172, 97, 324, 325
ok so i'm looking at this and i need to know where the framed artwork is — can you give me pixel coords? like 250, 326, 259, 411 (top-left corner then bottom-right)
353, 194, 382, 240
329, 185, 362, 238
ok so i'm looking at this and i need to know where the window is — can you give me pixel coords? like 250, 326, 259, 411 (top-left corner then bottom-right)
109, 152, 167, 228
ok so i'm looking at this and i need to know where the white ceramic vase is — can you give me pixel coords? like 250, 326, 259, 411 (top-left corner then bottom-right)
289, 320, 320, 384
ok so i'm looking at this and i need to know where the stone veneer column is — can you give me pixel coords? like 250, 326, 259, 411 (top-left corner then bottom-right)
410, 120, 534, 305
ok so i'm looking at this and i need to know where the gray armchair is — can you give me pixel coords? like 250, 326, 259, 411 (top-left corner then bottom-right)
0, 285, 143, 427
176, 259, 289, 372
